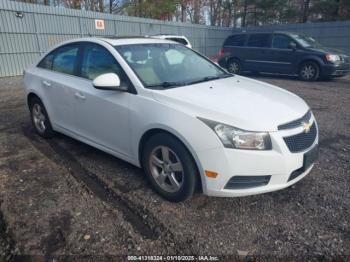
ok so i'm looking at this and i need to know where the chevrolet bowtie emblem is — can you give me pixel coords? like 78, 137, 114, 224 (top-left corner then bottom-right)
302, 121, 311, 133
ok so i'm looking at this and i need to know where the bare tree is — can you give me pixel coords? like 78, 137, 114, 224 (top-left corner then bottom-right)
193, 0, 201, 24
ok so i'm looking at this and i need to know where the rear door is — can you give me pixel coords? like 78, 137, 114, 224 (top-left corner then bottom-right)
244, 33, 272, 72
222, 34, 247, 65
37, 43, 81, 132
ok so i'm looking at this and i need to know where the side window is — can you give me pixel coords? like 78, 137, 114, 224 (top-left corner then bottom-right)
52, 45, 79, 75
38, 53, 54, 70
81, 44, 125, 81
272, 35, 294, 49
247, 34, 271, 48
224, 35, 246, 46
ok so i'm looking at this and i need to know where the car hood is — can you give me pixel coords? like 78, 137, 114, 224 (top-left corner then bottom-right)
151, 76, 309, 132
307, 46, 346, 56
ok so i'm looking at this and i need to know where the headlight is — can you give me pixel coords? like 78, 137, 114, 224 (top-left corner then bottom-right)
325, 54, 340, 62
198, 118, 272, 150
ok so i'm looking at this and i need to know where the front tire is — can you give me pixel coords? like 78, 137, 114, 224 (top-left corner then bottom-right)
142, 133, 198, 202
299, 61, 320, 81
29, 97, 55, 138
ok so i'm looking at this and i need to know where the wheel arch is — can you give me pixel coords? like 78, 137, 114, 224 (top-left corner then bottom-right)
138, 128, 205, 192
298, 57, 323, 72
27, 91, 53, 124
227, 56, 242, 65
27, 92, 41, 107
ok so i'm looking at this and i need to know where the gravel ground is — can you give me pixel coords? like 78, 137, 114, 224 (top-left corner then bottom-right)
0, 75, 349, 261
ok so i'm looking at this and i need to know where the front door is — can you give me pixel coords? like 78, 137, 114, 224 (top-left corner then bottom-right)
72, 43, 133, 157
269, 34, 297, 74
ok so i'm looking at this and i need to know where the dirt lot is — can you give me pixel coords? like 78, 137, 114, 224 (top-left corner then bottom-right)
0, 75, 349, 261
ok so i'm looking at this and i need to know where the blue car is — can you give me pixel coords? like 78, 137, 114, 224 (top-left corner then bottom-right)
218, 32, 350, 81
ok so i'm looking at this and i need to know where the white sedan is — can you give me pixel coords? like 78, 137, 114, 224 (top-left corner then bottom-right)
23, 37, 319, 202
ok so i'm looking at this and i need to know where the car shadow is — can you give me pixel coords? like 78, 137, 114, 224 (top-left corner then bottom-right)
239, 72, 342, 82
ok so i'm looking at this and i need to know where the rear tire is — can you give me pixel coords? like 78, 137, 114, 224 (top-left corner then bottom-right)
29, 97, 55, 138
227, 58, 241, 74
142, 133, 197, 202
298, 61, 320, 81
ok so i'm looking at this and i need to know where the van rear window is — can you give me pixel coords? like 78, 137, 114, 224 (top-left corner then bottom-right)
224, 35, 246, 47
247, 34, 271, 48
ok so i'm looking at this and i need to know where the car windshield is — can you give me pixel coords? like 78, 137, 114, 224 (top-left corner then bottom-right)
291, 34, 322, 48
115, 43, 231, 89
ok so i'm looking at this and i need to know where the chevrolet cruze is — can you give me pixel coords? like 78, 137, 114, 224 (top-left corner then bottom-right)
23, 37, 319, 202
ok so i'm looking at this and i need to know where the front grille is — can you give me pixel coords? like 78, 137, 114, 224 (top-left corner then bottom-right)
278, 110, 311, 130
341, 55, 350, 63
225, 175, 271, 189
283, 123, 317, 153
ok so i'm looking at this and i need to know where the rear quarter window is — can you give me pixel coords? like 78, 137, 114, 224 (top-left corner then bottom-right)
37, 53, 54, 70
224, 35, 246, 47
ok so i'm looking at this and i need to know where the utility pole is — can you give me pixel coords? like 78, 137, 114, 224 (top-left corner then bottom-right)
302, 0, 310, 23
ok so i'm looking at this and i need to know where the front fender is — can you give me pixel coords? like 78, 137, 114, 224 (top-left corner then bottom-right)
129, 96, 224, 194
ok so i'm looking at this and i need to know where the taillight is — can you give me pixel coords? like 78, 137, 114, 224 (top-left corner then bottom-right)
219, 48, 224, 57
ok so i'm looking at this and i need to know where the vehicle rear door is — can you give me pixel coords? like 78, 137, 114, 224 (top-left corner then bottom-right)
221, 34, 247, 66
37, 43, 81, 133
244, 33, 273, 72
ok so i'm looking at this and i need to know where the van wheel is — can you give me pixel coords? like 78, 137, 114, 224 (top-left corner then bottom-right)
227, 58, 241, 74
142, 133, 197, 202
299, 61, 320, 81
29, 97, 55, 138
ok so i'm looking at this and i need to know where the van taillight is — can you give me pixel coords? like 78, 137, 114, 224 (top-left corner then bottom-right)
219, 48, 224, 57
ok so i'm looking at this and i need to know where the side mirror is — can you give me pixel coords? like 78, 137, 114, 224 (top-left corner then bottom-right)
93, 73, 127, 91
288, 42, 297, 50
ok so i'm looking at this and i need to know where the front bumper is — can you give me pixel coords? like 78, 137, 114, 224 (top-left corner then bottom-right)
322, 62, 350, 76
198, 118, 319, 197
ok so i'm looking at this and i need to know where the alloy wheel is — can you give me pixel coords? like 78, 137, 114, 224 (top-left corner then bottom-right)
301, 64, 316, 80
32, 103, 46, 133
149, 146, 184, 193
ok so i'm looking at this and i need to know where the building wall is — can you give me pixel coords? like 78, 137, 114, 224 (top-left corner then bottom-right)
0, 0, 232, 77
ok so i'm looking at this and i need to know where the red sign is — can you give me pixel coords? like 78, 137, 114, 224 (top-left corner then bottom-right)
95, 19, 105, 30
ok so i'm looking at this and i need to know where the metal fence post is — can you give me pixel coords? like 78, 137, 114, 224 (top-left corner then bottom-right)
32, 13, 41, 55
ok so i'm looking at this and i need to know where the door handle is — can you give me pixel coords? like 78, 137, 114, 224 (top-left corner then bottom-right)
42, 80, 51, 88
74, 92, 86, 100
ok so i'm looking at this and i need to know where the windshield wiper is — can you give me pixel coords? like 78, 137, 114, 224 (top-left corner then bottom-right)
146, 81, 185, 89
186, 74, 233, 85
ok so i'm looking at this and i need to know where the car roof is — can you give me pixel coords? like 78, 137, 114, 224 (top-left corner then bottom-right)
152, 34, 187, 38
58, 36, 177, 47
229, 31, 296, 36
99, 36, 176, 46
